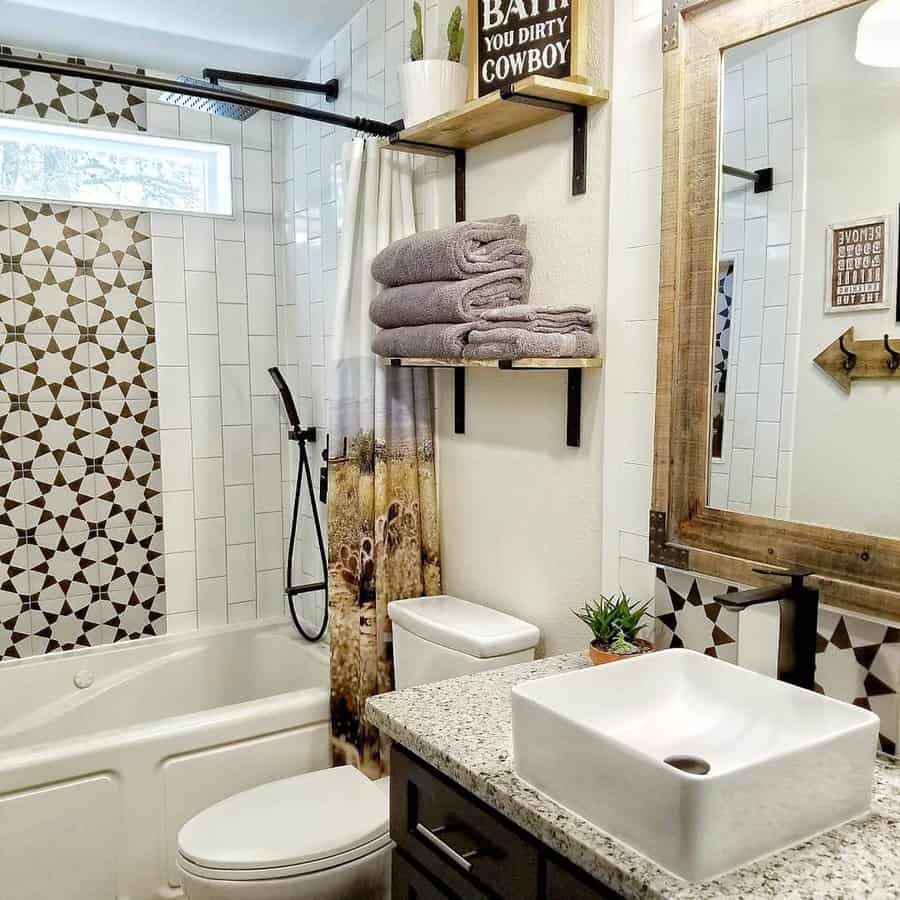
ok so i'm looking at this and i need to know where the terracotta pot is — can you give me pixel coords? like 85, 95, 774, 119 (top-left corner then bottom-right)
589, 638, 655, 666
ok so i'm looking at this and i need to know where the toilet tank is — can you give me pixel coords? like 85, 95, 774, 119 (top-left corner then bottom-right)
388, 596, 541, 689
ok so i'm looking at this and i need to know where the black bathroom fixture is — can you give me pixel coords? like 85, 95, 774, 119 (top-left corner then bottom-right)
269, 367, 329, 643
715, 568, 819, 691
722, 164, 774, 194
0, 53, 401, 137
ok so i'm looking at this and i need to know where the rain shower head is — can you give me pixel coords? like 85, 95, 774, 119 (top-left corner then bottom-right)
158, 76, 258, 121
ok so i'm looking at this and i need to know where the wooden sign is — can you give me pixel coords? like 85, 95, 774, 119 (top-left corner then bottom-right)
468, 0, 586, 98
825, 216, 892, 314
813, 327, 900, 392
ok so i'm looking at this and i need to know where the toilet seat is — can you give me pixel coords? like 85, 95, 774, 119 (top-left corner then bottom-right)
177, 766, 391, 882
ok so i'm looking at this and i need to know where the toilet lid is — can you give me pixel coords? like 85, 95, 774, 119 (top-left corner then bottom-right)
177, 766, 390, 874
389, 595, 540, 658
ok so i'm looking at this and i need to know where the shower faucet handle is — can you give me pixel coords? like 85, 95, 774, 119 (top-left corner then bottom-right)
290, 426, 317, 443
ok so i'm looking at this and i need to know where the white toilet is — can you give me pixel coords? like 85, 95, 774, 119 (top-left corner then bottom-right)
177, 595, 540, 900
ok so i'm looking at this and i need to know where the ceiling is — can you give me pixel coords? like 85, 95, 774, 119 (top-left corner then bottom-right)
0, 0, 367, 76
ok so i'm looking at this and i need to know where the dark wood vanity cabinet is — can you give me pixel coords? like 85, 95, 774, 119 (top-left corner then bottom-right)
390, 745, 623, 900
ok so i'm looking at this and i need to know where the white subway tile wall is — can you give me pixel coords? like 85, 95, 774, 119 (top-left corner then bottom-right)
150, 88, 286, 631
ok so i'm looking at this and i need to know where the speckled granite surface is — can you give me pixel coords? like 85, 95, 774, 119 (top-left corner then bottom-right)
366, 652, 900, 899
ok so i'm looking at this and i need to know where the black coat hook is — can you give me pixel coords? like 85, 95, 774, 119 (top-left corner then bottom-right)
885, 335, 900, 372
839, 333, 857, 372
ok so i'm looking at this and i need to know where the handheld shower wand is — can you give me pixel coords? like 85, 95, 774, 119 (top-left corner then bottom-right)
268, 367, 328, 642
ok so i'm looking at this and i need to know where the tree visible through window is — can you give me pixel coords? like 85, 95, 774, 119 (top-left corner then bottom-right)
0, 117, 232, 216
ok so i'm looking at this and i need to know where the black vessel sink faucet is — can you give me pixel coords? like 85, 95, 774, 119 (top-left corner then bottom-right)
714, 568, 819, 691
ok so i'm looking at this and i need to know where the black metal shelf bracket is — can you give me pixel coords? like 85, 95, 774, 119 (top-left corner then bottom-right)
498, 88, 589, 196
462, 363, 585, 447
389, 136, 467, 222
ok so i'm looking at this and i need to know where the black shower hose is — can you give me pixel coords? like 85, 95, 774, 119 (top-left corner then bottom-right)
285, 435, 328, 642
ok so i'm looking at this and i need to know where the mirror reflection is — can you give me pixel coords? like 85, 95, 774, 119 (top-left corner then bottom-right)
709, 1, 900, 539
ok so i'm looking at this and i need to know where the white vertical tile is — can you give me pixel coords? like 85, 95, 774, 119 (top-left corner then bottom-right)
761, 306, 787, 364
162, 490, 195, 552
225, 485, 255, 544
754, 421, 780, 478
165, 551, 197, 613
160, 429, 193, 492
157, 367, 191, 428
255, 511, 283, 571
218, 305, 250, 366
215, 241, 248, 303
248, 275, 277, 335
190, 396, 224, 457
183, 217, 216, 271
757, 364, 784, 422
198, 576, 228, 627
224, 426, 253, 485
221, 365, 252, 425
252, 395, 281, 455
227, 543, 257, 604
257, 569, 285, 619
766, 57, 792, 123
245, 213, 275, 275
196, 517, 227, 578
744, 95, 768, 159
154, 304, 189, 366
186, 271, 218, 335
243, 149, 274, 214
253, 455, 282, 513
151, 237, 186, 301
193, 459, 225, 520
188, 334, 221, 397
249, 336, 279, 396
728, 449, 754, 504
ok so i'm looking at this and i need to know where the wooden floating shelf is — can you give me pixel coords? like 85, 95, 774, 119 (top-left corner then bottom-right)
384, 355, 602, 447
390, 76, 608, 153
385, 356, 602, 370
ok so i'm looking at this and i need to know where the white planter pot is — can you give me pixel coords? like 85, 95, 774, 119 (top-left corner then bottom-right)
398, 60, 468, 128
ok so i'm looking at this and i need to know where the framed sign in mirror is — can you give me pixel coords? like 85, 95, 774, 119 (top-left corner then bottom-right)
652, 0, 900, 620
467, 0, 588, 98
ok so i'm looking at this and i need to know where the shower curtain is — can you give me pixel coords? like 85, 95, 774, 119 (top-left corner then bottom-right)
327, 140, 441, 778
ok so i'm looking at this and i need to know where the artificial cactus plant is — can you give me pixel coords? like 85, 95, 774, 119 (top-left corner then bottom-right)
410, 1, 424, 62
447, 6, 464, 63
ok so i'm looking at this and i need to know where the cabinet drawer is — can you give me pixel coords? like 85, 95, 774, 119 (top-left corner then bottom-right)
545, 857, 623, 899
391, 745, 539, 900
393, 850, 458, 899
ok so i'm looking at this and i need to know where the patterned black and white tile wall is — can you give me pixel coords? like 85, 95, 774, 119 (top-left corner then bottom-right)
655, 568, 900, 757
0, 48, 161, 661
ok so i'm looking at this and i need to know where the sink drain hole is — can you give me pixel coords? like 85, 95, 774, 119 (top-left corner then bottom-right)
664, 755, 711, 775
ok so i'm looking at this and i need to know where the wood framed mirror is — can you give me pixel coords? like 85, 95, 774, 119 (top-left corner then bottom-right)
652, 0, 900, 618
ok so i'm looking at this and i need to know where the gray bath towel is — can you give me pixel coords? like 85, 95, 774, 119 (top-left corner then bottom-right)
479, 304, 594, 328
371, 216, 530, 286
370, 270, 531, 327
464, 328, 599, 360
372, 323, 476, 359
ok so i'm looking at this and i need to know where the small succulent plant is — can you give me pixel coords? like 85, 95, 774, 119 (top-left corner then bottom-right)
410, 1, 424, 62
447, 6, 465, 63
573, 591, 653, 653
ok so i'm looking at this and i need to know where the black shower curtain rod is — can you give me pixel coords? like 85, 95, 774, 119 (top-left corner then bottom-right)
0, 53, 400, 137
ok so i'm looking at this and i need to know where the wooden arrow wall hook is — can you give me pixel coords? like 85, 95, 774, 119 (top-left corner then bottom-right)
814, 327, 900, 392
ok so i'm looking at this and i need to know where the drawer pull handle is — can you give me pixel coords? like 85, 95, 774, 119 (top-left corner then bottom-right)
415, 823, 480, 873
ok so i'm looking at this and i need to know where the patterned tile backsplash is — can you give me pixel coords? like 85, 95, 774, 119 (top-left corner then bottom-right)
655, 567, 900, 757
0, 48, 163, 660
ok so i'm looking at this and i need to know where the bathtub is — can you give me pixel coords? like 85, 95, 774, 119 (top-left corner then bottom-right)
0, 619, 331, 900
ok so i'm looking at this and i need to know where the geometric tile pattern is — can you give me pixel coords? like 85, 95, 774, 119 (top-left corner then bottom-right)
0, 53, 162, 661
1, 47, 146, 131
653, 567, 739, 662
816, 610, 900, 757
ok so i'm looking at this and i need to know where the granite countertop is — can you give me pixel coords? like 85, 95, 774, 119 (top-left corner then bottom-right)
366, 652, 900, 899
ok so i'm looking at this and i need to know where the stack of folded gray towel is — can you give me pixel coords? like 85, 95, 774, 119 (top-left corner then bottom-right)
370, 216, 598, 360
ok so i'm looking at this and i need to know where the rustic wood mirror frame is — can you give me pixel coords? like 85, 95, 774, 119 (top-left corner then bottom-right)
651, 0, 900, 619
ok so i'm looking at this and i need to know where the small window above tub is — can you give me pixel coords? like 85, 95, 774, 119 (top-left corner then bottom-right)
0, 115, 233, 216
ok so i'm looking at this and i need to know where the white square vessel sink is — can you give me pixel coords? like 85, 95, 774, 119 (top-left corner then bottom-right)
511, 649, 879, 882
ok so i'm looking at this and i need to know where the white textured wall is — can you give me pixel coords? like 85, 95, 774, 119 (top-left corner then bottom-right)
791, 4, 900, 538
435, 5, 613, 657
